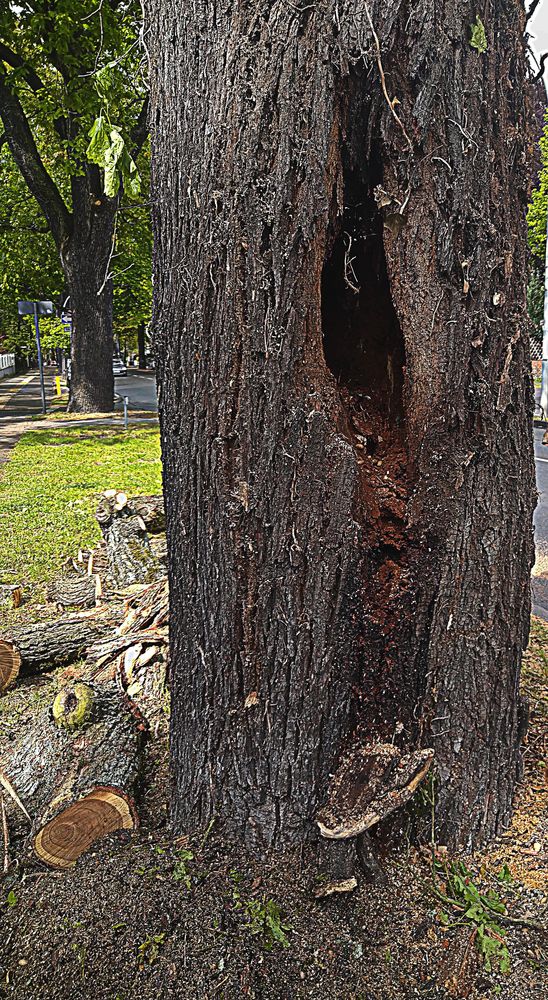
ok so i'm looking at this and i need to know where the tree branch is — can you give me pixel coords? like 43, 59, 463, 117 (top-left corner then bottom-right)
527, 0, 542, 25
130, 95, 149, 161
534, 52, 548, 82
0, 43, 45, 93
0, 72, 71, 247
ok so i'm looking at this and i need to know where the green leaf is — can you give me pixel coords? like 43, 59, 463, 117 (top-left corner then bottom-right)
86, 120, 141, 200
497, 864, 512, 884
87, 116, 111, 164
6, 890, 17, 907
470, 16, 487, 54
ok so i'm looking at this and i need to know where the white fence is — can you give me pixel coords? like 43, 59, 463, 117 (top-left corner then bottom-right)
0, 354, 15, 379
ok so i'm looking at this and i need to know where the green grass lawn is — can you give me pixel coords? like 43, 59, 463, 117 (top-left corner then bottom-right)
0, 426, 162, 589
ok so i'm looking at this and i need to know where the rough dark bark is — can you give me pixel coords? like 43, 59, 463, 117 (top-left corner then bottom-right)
63, 174, 116, 413
148, 1, 536, 852
1, 684, 141, 869
138, 321, 147, 369
0, 608, 118, 692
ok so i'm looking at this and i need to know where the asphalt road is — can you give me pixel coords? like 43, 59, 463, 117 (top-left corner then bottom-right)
0, 368, 157, 421
114, 369, 157, 412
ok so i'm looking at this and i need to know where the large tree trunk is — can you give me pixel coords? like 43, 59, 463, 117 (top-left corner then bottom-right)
148, 2, 536, 852
62, 176, 116, 413
138, 321, 147, 369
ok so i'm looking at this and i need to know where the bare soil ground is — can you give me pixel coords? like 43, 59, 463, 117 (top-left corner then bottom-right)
0, 617, 546, 1000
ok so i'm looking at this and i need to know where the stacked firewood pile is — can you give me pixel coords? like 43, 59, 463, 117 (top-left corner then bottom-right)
0, 491, 169, 871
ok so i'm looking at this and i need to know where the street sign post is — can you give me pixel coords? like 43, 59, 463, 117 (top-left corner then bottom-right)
17, 300, 54, 415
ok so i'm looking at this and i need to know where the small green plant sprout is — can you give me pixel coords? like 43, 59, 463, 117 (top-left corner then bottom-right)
137, 932, 166, 968
433, 859, 510, 973
6, 889, 16, 907
172, 848, 194, 890
72, 942, 87, 981
497, 864, 512, 885
470, 16, 487, 54
233, 894, 291, 951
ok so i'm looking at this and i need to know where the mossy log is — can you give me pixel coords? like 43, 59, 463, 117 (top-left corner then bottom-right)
95, 493, 165, 589
1, 683, 142, 869
0, 608, 119, 693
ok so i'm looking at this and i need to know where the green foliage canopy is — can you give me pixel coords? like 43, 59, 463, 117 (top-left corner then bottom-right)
0, 1, 147, 205
527, 112, 548, 345
0, 2, 151, 350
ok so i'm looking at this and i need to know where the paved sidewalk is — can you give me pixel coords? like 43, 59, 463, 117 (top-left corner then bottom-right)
0, 370, 58, 466
0, 369, 158, 469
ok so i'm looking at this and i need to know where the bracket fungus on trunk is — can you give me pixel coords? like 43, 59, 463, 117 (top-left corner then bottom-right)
314, 744, 434, 896
317, 744, 434, 840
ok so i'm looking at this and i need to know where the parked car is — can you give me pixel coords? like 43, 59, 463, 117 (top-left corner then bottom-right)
112, 356, 127, 377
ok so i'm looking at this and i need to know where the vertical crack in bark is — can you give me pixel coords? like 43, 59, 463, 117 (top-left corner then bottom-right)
320, 84, 413, 743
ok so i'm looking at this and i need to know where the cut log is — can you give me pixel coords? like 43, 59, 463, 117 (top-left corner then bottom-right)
95, 493, 165, 589
47, 573, 100, 610
128, 495, 165, 534
86, 630, 168, 727
119, 579, 169, 635
316, 744, 434, 840
52, 682, 96, 731
0, 607, 120, 693
0, 645, 21, 694
1, 683, 141, 869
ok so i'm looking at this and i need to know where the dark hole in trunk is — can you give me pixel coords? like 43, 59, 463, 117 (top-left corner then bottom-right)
321, 148, 405, 430
320, 120, 413, 738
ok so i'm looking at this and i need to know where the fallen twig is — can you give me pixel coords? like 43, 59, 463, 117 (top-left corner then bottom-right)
1, 793, 9, 872
0, 768, 31, 822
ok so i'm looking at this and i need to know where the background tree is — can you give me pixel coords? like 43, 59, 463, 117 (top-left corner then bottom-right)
149, 0, 536, 859
528, 110, 548, 348
0, 1, 148, 411
112, 162, 152, 366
